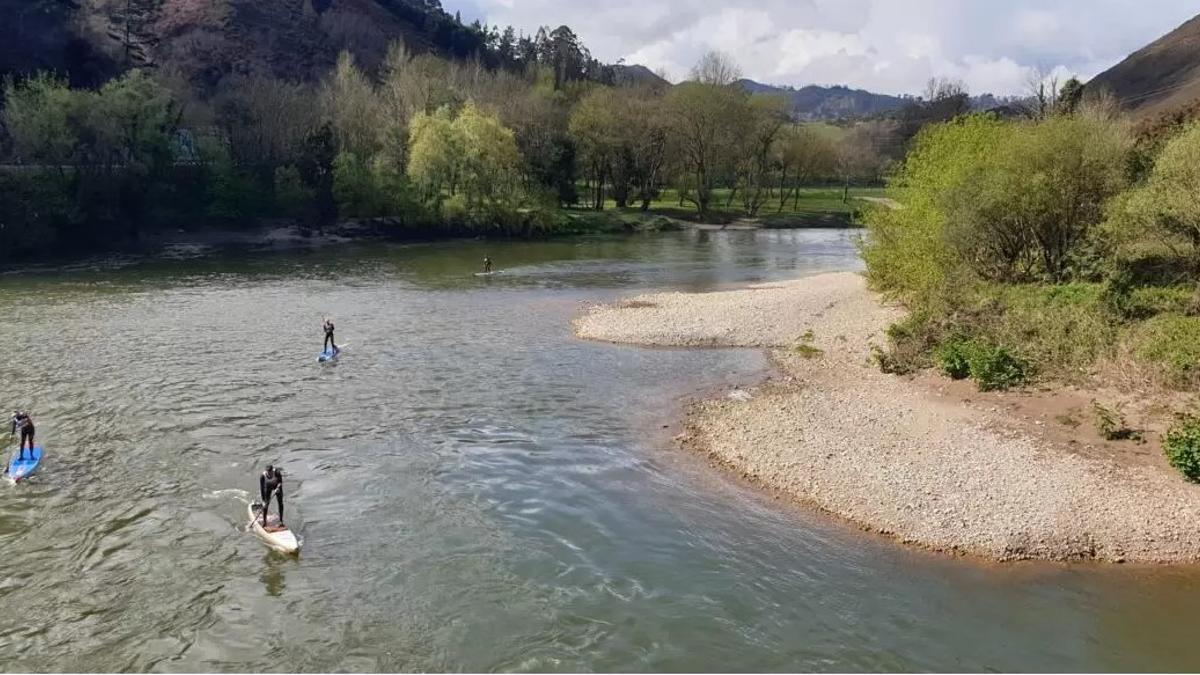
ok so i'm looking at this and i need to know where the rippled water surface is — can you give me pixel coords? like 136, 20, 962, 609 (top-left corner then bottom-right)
3, 230, 1200, 672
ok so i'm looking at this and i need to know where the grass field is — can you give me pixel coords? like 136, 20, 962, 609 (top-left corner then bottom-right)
572, 186, 886, 227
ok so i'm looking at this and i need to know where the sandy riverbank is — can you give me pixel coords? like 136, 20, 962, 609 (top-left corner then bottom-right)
574, 272, 1200, 563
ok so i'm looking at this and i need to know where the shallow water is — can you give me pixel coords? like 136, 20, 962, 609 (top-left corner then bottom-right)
1, 230, 1199, 672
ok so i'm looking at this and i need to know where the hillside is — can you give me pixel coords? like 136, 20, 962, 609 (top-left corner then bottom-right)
0, 0, 640, 97
0, 0, 118, 88
1086, 13, 1200, 118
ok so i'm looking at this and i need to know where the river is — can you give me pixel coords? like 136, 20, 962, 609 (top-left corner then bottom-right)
1, 229, 1199, 672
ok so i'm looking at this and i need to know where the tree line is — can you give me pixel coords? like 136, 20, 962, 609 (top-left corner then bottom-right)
0, 43, 897, 258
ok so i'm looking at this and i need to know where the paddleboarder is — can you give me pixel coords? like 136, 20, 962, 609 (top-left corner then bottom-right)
482, 256, 493, 274
322, 318, 337, 354
10, 410, 34, 461
259, 464, 284, 528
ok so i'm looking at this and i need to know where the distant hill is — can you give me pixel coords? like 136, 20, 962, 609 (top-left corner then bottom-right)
612, 64, 668, 88
738, 78, 1030, 120
1086, 13, 1200, 118
736, 79, 908, 120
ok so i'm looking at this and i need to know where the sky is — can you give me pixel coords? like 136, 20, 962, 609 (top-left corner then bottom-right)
445, 0, 1198, 96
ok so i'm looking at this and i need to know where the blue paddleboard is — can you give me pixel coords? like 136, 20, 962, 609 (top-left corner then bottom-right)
8, 446, 43, 482
317, 346, 340, 363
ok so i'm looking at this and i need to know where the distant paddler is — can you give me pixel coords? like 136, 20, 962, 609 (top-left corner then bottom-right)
482, 256, 493, 274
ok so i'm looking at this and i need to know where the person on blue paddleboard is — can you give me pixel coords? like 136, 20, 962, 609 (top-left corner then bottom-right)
10, 410, 35, 461
259, 465, 285, 527
322, 318, 337, 354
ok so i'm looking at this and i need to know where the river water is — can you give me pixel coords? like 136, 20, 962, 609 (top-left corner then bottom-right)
2, 229, 1200, 672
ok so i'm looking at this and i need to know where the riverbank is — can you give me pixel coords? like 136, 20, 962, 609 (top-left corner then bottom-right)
574, 272, 1200, 563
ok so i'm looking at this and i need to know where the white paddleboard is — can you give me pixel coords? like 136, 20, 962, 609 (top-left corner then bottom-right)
248, 501, 300, 554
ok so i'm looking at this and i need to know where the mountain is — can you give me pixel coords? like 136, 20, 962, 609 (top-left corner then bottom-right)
1086, 13, 1200, 118
736, 79, 907, 120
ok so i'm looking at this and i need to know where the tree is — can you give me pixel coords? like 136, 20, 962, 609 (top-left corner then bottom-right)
453, 102, 521, 210
214, 74, 317, 169
1025, 65, 1060, 120
894, 77, 970, 148
623, 92, 668, 210
322, 52, 383, 158
663, 80, 746, 214
569, 87, 622, 209
407, 106, 460, 203
773, 125, 836, 212
2, 72, 80, 165
690, 50, 741, 86
735, 94, 789, 215
1056, 77, 1084, 116
407, 103, 521, 215
835, 125, 880, 202
546, 25, 589, 90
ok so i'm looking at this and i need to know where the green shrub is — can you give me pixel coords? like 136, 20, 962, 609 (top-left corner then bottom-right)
967, 342, 1029, 391
1091, 401, 1142, 441
1164, 415, 1200, 481
935, 338, 974, 379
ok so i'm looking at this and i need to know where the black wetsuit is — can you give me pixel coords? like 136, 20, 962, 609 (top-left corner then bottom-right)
483, 258, 492, 273
323, 322, 336, 352
11, 413, 34, 458
259, 469, 284, 525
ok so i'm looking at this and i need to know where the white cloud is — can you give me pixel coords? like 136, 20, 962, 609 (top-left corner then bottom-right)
447, 0, 1199, 95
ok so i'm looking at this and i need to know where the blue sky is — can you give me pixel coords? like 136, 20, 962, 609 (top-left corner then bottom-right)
445, 0, 1198, 95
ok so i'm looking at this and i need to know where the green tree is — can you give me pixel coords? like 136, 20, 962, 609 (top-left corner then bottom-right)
569, 88, 622, 210
453, 102, 521, 211
663, 80, 746, 214
2, 72, 80, 165
407, 106, 460, 204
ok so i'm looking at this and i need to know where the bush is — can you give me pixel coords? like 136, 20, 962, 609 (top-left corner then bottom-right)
935, 338, 974, 379
966, 342, 1029, 391
1164, 415, 1200, 481
1091, 401, 1142, 441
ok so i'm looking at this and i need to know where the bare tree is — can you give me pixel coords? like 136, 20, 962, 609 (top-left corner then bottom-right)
923, 77, 967, 103
1025, 64, 1060, 119
835, 126, 881, 203
690, 50, 742, 86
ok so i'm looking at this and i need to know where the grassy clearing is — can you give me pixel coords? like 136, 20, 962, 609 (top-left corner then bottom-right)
579, 186, 884, 227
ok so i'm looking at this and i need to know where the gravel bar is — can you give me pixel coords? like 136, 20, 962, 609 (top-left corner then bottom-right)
575, 272, 1200, 563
